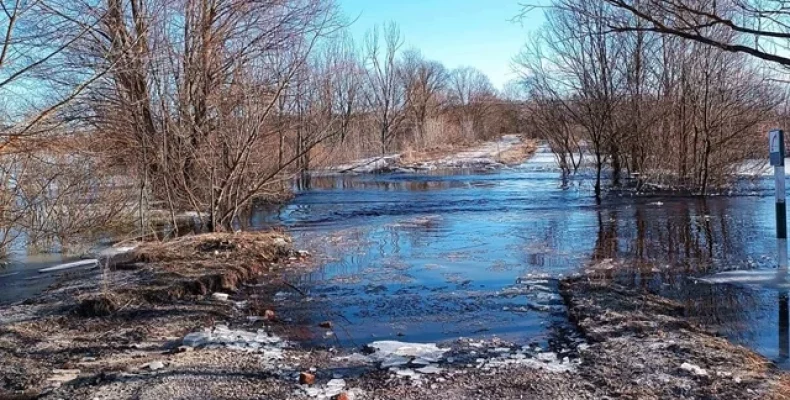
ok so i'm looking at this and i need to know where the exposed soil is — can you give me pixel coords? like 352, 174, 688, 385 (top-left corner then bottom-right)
1, 234, 789, 399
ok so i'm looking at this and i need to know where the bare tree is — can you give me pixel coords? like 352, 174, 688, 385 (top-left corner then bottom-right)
75, 0, 345, 231
398, 49, 448, 147
599, 0, 790, 68
516, 0, 776, 196
518, 0, 625, 197
363, 22, 405, 154
448, 66, 497, 140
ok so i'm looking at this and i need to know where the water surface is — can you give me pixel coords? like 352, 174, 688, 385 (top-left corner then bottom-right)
259, 147, 790, 367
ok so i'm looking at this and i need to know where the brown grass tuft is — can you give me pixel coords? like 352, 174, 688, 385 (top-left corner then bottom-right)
496, 140, 538, 165
73, 294, 119, 317
133, 231, 291, 264
769, 374, 790, 400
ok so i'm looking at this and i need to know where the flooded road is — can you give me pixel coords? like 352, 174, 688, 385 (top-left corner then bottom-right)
2, 145, 790, 367
253, 147, 790, 367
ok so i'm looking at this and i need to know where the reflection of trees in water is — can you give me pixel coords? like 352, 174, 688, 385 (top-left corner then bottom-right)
590, 199, 752, 278
588, 198, 784, 351
304, 175, 476, 192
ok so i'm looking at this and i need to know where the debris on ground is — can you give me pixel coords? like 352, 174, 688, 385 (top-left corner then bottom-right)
3, 230, 790, 399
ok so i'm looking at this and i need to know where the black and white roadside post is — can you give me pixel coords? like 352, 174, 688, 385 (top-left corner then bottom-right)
771, 129, 788, 269
771, 129, 790, 362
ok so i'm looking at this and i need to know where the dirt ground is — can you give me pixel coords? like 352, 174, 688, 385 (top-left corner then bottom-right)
1, 233, 789, 400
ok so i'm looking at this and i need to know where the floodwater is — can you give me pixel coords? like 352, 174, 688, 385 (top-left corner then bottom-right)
262, 146, 790, 367
3, 145, 790, 368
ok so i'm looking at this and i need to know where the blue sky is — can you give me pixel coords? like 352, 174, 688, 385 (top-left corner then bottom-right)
339, 0, 546, 90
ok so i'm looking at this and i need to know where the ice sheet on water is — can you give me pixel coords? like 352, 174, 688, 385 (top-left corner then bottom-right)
697, 270, 790, 289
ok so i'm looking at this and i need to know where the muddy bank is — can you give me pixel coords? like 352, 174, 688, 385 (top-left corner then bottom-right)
560, 276, 788, 399
0, 232, 306, 399
323, 135, 536, 175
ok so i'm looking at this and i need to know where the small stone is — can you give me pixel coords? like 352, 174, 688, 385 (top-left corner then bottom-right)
211, 292, 229, 301
175, 345, 193, 353
332, 393, 350, 400
680, 362, 708, 377
319, 321, 334, 329
395, 369, 421, 379
48, 369, 80, 383
327, 378, 346, 390
146, 361, 165, 370
265, 309, 276, 320
183, 331, 211, 347
416, 366, 442, 374
299, 372, 315, 385
411, 358, 431, 366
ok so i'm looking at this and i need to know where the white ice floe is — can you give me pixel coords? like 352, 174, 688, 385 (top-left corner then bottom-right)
181, 325, 286, 357
38, 259, 98, 273
696, 269, 790, 289
366, 341, 449, 363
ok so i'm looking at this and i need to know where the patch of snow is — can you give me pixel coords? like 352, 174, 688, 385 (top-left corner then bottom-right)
680, 362, 708, 377
697, 270, 790, 289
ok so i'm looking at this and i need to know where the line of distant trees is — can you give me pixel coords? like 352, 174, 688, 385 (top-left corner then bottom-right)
516, 0, 788, 197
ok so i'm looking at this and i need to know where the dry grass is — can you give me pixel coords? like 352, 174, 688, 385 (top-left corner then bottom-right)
108, 231, 299, 303
496, 140, 538, 165
133, 231, 291, 264
769, 374, 790, 400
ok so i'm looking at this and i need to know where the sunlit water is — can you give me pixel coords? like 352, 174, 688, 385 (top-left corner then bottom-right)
243, 146, 790, 367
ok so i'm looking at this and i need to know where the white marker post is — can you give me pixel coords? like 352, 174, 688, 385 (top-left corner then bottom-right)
771, 129, 788, 269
